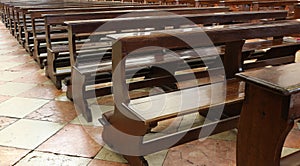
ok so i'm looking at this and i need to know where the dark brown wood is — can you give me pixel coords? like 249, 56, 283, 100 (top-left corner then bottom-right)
43, 7, 230, 89
44, 6, 228, 64
98, 20, 300, 165
294, 3, 300, 18
10, 0, 159, 50
5, 1, 113, 48
70, 14, 298, 121
31, 6, 185, 63
251, 0, 299, 16
197, 0, 254, 10
236, 62, 300, 166
224, 40, 245, 78
66, 11, 287, 82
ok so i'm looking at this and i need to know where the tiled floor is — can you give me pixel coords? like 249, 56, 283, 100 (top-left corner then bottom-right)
0, 20, 300, 166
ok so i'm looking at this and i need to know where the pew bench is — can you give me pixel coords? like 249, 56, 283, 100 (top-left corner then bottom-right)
5, 1, 109, 39
42, 7, 229, 88
14, 2, 157, 53
294, 3, 300, 18
196, 0, 254, 11
65, 10, 297, 121
196, 0, 253, 10
26, 5, 188, 63
39, 7, 227, 68
13, 4, 105, 52
96, 20, 300, 165
98, 29, 243, 165
251, 0, 300, 16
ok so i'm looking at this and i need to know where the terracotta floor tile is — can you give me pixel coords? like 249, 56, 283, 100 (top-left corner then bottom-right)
284, 129, 300, 149
0, 62, 23, 70
83, 125, 104, 146
9, 61, 40, 72
95, 147, 128, 163
0, 146, 30, 166
88, 159, 129, 166
6, 54, 32, 63
0, 70, 29, 81
91, 148, 168, 166
15, 151, 91, 166
145, 150, 168, 166
0, 80, 6, 85
71, 104, 113, 126
44, 79, 56, 85
0, 49, 30, 59
281, 147, 300, 157
18, 84, 63, 100
96, 95, 114, 106
0, 97, 49, 118
14, 70, 49, 84
6, 48, 28, 55
209, 130, 237, 141
0, 119, 64, 149
25, 101, 77, 124
54, 92, 71, 102
164, 138, 236, 166
0, 50, 18, 56
0, 82, 36, 96
0, 40, 13, 44
37, 124, 102, 158
150, 117, 184, 134
0, 40, 11, 44
0, 39, 19, 46
0, 55, 16, 62
0, 116, 18, 130
0, 95, 10, 103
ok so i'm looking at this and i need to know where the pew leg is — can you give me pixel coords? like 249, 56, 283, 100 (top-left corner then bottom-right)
54, 80, 62, 90
66, 84, 73, 101
33, 39, 46, 69
24, 32, 31, 54
237, 83, 294, 166
36, 47, 47, 69
33, 38, 39, 62
63, 76, 73, 100
100, 111, 151, 166
45, 51, 54, 79
18, 26, 23, 46
46, 52, 63, 89
45, 66, 50, 78
123, 155, 148, 166
72, 68, 92, 122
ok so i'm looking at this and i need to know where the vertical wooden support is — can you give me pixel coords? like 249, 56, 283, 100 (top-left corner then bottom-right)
237, 83, 294, 166
224, 40, 245, 79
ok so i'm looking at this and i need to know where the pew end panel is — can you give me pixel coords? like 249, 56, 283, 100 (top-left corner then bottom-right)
236, 62, 300, 166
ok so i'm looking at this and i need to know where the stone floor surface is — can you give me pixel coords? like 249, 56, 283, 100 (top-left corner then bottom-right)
0, 19, 299, 166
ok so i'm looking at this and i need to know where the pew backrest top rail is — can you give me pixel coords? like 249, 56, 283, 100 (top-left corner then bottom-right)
29, 6, 229, 18
43, 6, 229, 25
28, 4, 186, 13
64, 10, 288, 34
112, 19, 300, 55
